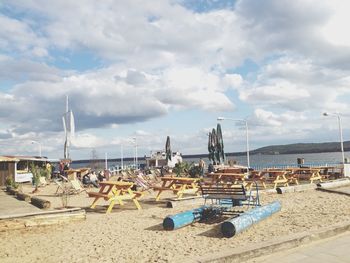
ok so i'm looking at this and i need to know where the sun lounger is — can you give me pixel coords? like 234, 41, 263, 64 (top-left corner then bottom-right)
54, 178, 87, 195
70, 179, 88, 194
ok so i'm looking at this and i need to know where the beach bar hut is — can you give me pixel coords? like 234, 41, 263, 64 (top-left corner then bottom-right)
0, 156, 53, 186
0, 156, 18, 186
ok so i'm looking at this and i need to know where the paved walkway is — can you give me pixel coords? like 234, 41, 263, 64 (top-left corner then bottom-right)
246, 231, 350, 263
0, 190, 40, 219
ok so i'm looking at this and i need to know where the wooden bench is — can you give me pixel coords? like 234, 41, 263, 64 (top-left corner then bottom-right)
88, 190, 143, 199
88, 181, 143, 213
88, 192, 110, 200
200, 184, 247, 206
153, 177, 200, 201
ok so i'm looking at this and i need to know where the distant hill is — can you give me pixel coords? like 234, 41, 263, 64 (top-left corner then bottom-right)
248, 141, 350, 155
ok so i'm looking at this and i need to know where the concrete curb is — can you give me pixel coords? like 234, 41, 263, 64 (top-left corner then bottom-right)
192, 220, 350, 263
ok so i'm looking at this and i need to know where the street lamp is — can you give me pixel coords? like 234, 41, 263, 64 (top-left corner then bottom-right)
323, 112, 345, 164
132, 137, 138, 169
120, 144, 124, 170
31, 140, 42, 157
217, 117, 250, 169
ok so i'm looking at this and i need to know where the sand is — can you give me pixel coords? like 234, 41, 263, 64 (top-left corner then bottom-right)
1, 183, 350, 263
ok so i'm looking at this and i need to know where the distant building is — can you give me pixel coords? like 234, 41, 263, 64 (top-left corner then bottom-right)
145, 151, 182, 168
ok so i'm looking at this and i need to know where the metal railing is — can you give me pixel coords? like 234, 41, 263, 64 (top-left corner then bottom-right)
250, 162, 342, 171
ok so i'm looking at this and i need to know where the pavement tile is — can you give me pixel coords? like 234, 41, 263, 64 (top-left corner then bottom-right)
244, 231, 350, 263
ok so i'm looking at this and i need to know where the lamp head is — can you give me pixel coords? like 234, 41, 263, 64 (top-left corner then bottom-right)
323, 112, 329, 116
217, 117, 225, 121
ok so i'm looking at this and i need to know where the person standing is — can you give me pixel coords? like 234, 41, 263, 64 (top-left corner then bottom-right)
59, 161, 64, 176
199, 158, 205, 177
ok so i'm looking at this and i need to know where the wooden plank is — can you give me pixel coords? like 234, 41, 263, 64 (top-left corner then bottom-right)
87, 192, 109, 198
0, 207, 82, 220
0, 209, 86, 232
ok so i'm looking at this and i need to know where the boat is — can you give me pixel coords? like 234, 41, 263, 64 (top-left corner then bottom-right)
145, 150, 183, 168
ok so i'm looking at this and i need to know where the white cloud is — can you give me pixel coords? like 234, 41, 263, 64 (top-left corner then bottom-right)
72, 133, 107, 148
0, 65, 235, 135
321, 0, 350, 46
238, 57, 350, 112
0, 14, 47, 57
1, 0, 350, 158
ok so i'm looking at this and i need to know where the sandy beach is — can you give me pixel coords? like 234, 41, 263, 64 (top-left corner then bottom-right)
1, 183, 350, 263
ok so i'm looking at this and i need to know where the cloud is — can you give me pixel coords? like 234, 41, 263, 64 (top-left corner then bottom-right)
0, 14, 48, 57
0, 56, 62, 82
0, 65, 235, 135
238, 57, 350, 112
72, 133, 107, 148
1, 0, 350, 158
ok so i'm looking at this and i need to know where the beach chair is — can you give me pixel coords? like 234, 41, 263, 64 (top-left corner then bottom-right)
54, 180, 63, 194
70, 179, 88, 194
54, 178, 86, 195
54, 180, 69, 195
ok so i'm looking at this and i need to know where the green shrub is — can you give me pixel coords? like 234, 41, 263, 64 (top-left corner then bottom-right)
173, 162, 193, 177
30, 163, 46, 191
5, 176, 19, 189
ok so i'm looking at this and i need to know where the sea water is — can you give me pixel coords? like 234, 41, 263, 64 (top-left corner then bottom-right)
70, 151, 350, 170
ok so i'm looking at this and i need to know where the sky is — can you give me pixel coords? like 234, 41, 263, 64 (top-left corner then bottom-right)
0, 0, 350, 160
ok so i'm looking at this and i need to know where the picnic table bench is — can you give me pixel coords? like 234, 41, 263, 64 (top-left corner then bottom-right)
207, 172, 247, 183
153, 177, 200, 201
249, 169, 289, 189
286, 168, 323, 184
88, 181, 143, 213
200, 183, 248, 206
200, 182, 261, 208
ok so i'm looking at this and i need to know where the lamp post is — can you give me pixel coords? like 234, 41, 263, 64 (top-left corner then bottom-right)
323, 112, 345, 164
132, 137, 138, 169
105, 152, 108, 170
217, 117, 250, 169
31, 140, 42, 157
120, 144, 124, 170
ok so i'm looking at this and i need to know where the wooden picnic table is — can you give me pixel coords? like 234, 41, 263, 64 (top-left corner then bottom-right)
285, 167, 323, 184
249, 169, 290, 189
88, 181, 143, 213
153, 177, 200, 201
207, 172, 247, 184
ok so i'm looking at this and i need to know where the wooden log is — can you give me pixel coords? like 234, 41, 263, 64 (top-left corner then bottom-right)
317, 179, 350, 189
276, 184, 317, 194
166, 196, 204, 208
7, 187, 19, 195
30, 197, 51, 209
16, 192, 31, 202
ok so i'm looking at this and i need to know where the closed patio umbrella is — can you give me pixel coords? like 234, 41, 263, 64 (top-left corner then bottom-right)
208, 132, 214, 162
211, 128, 218, 164
165, 136, 172, 161
216, 123, 225, 164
